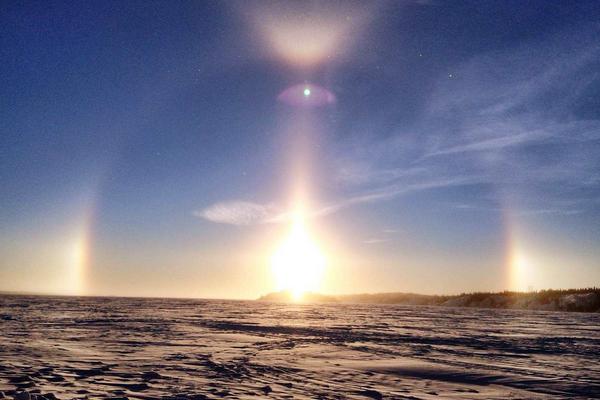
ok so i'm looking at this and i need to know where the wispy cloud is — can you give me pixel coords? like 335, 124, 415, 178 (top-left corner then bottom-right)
314, 176, 481, 217
194, 201, 278, 226
363, 228, 401, 244
363, 238, 389, 244
197, 176, 478, 226
424, 130, 548, 157
329, 24, 600, 217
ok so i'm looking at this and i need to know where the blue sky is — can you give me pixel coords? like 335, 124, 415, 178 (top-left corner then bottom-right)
1, 1, 599, 298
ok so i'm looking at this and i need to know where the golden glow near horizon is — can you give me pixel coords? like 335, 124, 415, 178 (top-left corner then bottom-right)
271, 208, 326, 300
510, 248, 536, 292
64, 227, 89, 296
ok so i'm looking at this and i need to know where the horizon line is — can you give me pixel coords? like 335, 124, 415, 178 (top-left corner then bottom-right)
2, 286, 598, 302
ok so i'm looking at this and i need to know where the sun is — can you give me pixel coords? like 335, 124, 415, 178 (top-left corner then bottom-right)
271, 210, 326, 300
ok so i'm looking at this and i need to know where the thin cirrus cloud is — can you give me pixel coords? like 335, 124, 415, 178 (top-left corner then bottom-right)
363, 238, 390, 244
194, 201, 278, 226
195, 176, 480, 226
332, 24, 600, 216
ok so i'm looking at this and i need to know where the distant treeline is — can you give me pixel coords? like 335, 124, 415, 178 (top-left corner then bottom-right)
259, 288, 600, 312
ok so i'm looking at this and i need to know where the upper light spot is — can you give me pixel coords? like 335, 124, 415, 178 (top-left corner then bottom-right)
278, 83, 335, 107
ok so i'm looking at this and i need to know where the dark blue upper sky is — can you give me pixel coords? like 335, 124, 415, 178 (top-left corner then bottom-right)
1, 1, 599, 298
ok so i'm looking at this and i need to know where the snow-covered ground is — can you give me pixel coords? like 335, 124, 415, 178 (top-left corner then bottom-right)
0, 295, 598, 399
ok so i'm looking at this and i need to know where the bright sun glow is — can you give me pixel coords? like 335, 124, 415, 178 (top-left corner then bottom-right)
510, 249, 537, 292
271, 210, 325, 300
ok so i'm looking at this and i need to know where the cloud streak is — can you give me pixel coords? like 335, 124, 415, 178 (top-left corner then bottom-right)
329, 24, 600, 217
196, 176, 479, 226
194, 201, 277, 226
